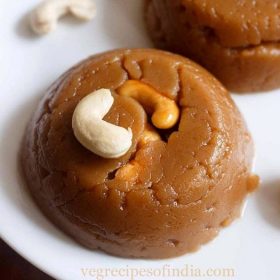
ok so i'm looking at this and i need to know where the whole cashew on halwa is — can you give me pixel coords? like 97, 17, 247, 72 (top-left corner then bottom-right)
72, 89, 133, 159
72, 81, 180, 159
30, 0, 96, 35
118, 80, 180, 129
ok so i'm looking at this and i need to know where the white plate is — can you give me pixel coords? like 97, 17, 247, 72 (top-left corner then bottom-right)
0, 1, 280, 279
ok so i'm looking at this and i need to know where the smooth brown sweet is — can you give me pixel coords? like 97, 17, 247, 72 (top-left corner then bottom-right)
21, 49, 257, 258
145, 0, 280, 92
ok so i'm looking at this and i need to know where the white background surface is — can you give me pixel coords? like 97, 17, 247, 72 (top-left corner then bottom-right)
0, 1, 280, 279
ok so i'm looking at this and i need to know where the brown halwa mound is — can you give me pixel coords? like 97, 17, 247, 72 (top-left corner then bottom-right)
145, 0, 280, 92
21, 49, 257, 258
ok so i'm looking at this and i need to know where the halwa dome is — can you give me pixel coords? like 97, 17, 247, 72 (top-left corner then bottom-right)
21, 49, 256, 258
145, 0, 280, 92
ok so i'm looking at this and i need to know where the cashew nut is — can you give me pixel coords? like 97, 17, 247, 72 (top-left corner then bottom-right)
117, 80, 180, 129
72, 89, 133, 159
115, 125, 161, 182
30, 0, 96, 35
138, 124, 161, 148
115, 160, 141, 182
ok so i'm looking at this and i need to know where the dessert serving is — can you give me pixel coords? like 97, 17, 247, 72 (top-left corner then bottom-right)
145, 0, 280, 92
21, 48, 258, 258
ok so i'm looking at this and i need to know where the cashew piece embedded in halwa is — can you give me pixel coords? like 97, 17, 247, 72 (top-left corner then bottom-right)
30, 0, 96, 35
138, 124, 161, 148
115, 160, 141, 182
117, 80, 180, 129
72, 89, 133, 159
115, 124, 161, 182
